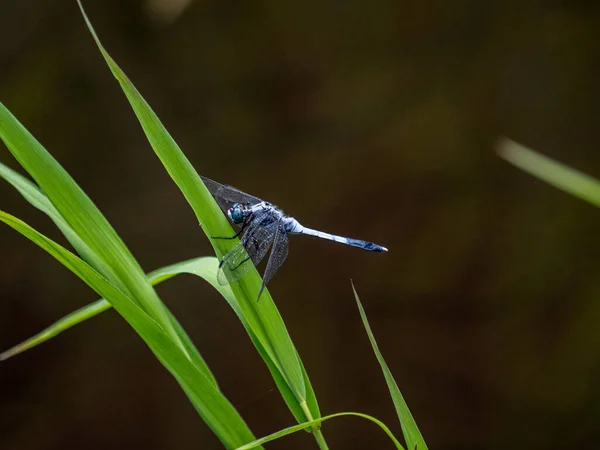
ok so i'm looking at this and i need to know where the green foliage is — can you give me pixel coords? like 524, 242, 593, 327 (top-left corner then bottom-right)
78, 1, 320, 432
0, 256, 222, 364
352, 282, 427, 450
75, 0, 321, 430
0, 2, 429, 448
497, 138, 600, 207
235, 412, 406, 450
0, 100, 258, 448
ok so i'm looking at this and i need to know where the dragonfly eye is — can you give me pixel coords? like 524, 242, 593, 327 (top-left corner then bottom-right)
228, 203, 244, 224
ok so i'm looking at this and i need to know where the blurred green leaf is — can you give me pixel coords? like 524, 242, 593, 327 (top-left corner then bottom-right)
0, 210, 258, 448
352, 282, 428, 450
497, 138, 600, 207
75, 0, 321, 428
235, 411, 405, 450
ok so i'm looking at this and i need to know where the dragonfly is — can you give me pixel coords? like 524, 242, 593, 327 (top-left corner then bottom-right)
202, 176, 388, 299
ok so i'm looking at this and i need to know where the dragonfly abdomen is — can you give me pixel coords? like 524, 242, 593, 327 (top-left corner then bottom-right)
295, 224, 388, 252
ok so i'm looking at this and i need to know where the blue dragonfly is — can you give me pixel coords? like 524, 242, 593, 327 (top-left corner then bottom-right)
202, 176, 387, 299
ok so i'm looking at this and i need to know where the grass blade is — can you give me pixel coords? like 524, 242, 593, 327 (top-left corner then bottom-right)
0, 252, 312, 423
75, 0, 320, 428
351, 282, 428, 450
0, 158, 221, 382
1, 137, 313, 422
0, 257, 225, 371
0, 161, 105, 270
234, 412, 405, 450
497, 138, 600, 207
0, 100, 186, 356
0, 211, 259, 448
0, 300, 110, 361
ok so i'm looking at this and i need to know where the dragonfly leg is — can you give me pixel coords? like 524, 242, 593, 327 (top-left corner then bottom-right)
212, 221, 248, 240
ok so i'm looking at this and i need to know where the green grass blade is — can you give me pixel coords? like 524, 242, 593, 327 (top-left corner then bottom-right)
234, 412, 405, 450
0, 299, 111, 361
0, 256, 230, 362
0, 258, 223, 387
0, 101, 186, 356
75, 0, 320, 426
497, 138, 600, 207
0, 161, 106, 271
0, 211, 259, 449
352, 282, 428, 450
0, 253, 313, 423
0, 159, 221, 382
152, 258, 316, 423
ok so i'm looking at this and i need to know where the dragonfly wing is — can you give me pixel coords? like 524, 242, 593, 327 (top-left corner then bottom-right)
258, 220, 289, 299
217, 217, 278, 286
217, 241, 256, 285
201, 176, 263, 212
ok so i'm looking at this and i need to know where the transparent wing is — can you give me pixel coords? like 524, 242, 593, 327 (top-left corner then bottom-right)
258, 220, 289, 299
201, 176, 263, 213
216, 241, 257, 285
217, 215, 278, 286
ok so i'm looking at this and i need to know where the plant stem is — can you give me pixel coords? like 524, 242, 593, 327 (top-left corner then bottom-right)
300, 401, 329, 450
312, 429, 330, 450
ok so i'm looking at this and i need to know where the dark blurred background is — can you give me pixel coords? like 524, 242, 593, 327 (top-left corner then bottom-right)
2, 0, 600, 449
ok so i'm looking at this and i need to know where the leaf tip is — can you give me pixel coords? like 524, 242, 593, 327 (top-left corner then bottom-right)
495, 136, 524, 163
0, 346, 18, 361
350, 278, 357, 294
494, 136, 513, 152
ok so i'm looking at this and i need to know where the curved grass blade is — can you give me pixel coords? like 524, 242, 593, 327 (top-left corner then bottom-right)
0, 162, 93, 262
0, 211, 259, 449
0, 161, 220, 382
234, 412, 405, 450
351, 282, 428, 450
153, 258, 316, 424
75, 0, 320, 429
0, 299, 110, 361
497, 138, 600, 207
0, 101, 186, 357
0, 254, 314, 424
0, 151, 313, 423
0, 256, 223, 365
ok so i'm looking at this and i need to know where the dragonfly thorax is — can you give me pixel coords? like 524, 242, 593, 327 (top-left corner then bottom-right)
283, 216, 303, 233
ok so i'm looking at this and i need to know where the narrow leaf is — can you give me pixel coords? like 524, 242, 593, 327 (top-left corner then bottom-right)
0, 101, 186, 355
235, 412, 405, 450
0, 253, 312, 423
75, 0, 320, 425
0, 131, 309, 419
497, 138, 600, 207
0, 300, 110, 361
352, 282, 427, 450
0, 162, 224, 387
0, 161, 104, 270
0, 211, 259, 448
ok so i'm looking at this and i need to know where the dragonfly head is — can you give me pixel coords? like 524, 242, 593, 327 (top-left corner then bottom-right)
227, 203, 245, 224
